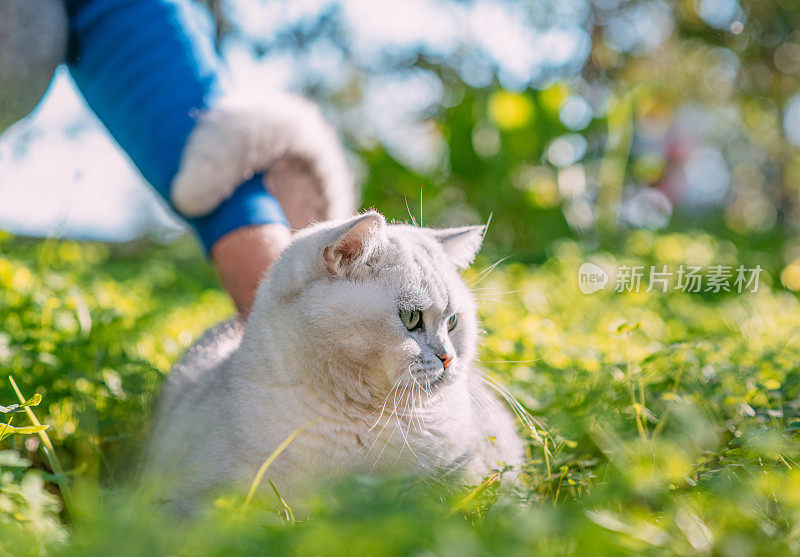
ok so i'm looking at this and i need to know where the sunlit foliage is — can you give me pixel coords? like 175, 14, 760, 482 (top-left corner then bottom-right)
2, 231, 800, 554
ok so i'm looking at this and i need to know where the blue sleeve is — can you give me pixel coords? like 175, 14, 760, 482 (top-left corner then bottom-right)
64, 0, 287, 252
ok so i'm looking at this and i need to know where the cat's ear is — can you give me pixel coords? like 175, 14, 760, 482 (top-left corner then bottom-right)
323, 211, 386, 275
429, 226, 485, 269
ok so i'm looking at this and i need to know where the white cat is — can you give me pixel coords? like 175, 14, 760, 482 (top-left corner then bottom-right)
145, 211, 525, 509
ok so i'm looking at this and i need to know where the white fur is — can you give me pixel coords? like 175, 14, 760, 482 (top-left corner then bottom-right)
146, 213, 524, 510
170, 91, 354, 218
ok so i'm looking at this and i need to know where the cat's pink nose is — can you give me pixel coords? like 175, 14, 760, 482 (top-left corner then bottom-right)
437, 353, 453, 369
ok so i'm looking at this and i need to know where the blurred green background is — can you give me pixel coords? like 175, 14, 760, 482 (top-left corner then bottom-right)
2, 0, 799, 275
209, 0, 795, 273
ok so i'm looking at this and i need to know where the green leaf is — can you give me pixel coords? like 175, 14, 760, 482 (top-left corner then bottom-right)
614, 321, 641, 335
21, 393, 42, 408
0, 395, 39, 413
0, 423, 49, 442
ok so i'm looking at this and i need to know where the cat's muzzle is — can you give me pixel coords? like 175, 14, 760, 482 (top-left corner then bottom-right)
410, 360, 455, 390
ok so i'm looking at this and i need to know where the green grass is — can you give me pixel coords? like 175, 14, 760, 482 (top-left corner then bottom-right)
2, 229, 800, 556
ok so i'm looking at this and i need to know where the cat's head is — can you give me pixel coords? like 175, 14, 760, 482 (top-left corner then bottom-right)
248, 211, 485, 406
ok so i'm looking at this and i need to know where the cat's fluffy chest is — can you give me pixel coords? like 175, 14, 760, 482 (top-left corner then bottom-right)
146, 358, 502, 506
223, 370, 484, 479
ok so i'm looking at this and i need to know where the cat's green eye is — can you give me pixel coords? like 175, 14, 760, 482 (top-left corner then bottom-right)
400, 310, 422, 331
447, 314, 458, 332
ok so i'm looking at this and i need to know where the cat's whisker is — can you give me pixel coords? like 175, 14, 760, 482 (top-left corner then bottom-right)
476, 297, 507, 304
478, 374, 547, 450
367, 393, 401, 471
467, 256, 510, 288
393, 380, 423, 462
367, 375, 406, 453
491, 386, 538, 437
410, 397, 444, 457
397, 380, 409, 414
397, 384, 414, 434
367, 391, 395, 433
371, 378, 399, 418
467, 381, 510, 452
407, 380, 420, 431
368, 422, 396, 473
369, 383, 411, 472
367, 373, 405, 431
415, 382, 427, 428
476, 358, 541, 364
388, 429, 410, 471
389, 387, 429, 471
404, 196, 418, 227
361, 369, 413, 469
368, 397, 391, 431
409, 376, 428, 431
468, 393, 497, 446
478, 375, 537, 431
407, 372, 449, 455
470, 288, 521, 296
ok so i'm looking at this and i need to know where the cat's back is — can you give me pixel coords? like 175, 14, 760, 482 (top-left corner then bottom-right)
159, 318, 243, 408
146, 319, 243, 473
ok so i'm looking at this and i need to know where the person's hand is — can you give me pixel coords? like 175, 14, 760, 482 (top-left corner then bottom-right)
211, 223, 291, 318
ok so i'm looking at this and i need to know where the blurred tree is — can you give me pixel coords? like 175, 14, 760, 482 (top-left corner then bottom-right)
7, 0, 800, 264
187, 0, 800, 262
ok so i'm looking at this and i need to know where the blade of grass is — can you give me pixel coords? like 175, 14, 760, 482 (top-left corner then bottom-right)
0, 423, 49, 441
0, 415, 13, 443
242, 421, 312, 513
9, 375, 76, 519
450, 472, 501, 516
269, 479, 295, 523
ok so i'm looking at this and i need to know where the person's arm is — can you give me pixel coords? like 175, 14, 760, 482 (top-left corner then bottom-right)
64, 0, 290, 315
211, 223, 290, 315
